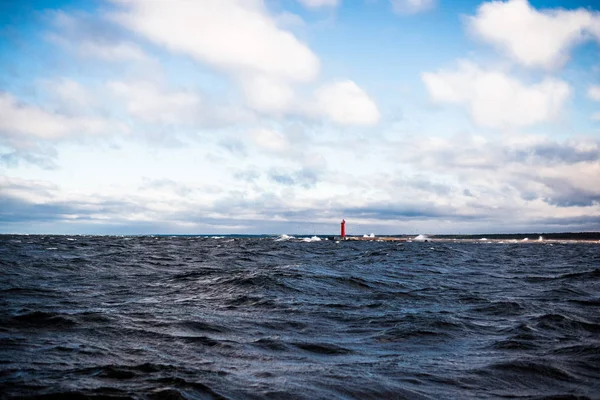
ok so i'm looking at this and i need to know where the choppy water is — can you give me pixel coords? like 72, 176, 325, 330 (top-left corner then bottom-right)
1, 235, 599, 399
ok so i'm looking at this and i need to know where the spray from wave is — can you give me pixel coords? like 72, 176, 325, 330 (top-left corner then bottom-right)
275, 234, 295, 241
302, 236, 322, 242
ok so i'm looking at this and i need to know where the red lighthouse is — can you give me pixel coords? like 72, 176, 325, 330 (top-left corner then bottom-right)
341, 219, 346, 238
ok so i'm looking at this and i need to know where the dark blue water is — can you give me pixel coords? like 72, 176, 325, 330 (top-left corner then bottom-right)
1, 235, 599, 399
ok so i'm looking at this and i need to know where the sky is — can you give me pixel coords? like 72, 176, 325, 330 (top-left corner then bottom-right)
0, 0, 599, 235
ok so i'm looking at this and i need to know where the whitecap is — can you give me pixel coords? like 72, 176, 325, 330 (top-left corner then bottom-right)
302, 236, 322, 242
275, 234, 295, 242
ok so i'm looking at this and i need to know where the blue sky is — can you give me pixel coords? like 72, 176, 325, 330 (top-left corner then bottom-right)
1, 0, 599, 235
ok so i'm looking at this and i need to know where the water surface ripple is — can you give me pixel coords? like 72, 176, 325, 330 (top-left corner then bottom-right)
1, 235, 599, 399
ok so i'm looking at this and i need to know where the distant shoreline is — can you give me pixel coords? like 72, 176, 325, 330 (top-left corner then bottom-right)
353, 232, 600, 241
343, 236, 600, 244
343, 232, 600, 242
2, 232, 600, 241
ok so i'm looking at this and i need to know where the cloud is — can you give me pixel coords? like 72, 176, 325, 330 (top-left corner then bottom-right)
0, 176, 127, 226
109, 79, 257, 131
0, 174, 324, 233
105, 0, 381, 126
298, 0, 339, 8
390, 133, 600, 209
138, 178, 194, 197
47, 10, 149, 63
467, 0, 600, 70
539, 174, 600, 207
0, 81, 130, 167
1, 174, 337, 233
109, 81, 201, 124
421, 61, 571, 128
240, 77, 381, 125
343, 202, 462, 220
2, 133, 599, 234
0, 92, 124, 141
313, 80, 381, 126
241, 124, 328, 191
588, 85, 600, 101
233, 168, 260, 183
238, 74, 296, 114
110, 0, 319, 83
395, 132, 600, 169
4, 0, 599, 235
586, 85, 600, 121
390, 0, 436, 15
268, 168, 318, 188
251, 129, 292, 154
248, 125, 326, 173
535, 214, 600, 229
0, 177, 155, 232
0, 148, 58, 170
77, 41, 149, 62
41, 78, 99, 116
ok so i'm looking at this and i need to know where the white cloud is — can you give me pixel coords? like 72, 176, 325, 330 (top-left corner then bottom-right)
251, 129, 292, 154
78, 40, 149, 62
109, 81, 201, 124
421, 61, 571, 128
385, 132, 600, 218
297, 0, 339, 8
3, 128, 599, 233
313, 80, 381, 126
43, 78, 94, 111
48, 11, 149, 63
467, 0, 600, 70
590, 85, 600, 121
109, 0, 325, 120
588, 85, 600, 101
275, 12, 306, 29
237, 76, 381, 126
111, 0, 319, 83
108, 80, 255, 129
49, 33, 147, 64
0, 92, 122, 141
390, 0, 436, 15
238, 75, 296, 114
0, 176, 59, 204
106, 0, 381, 126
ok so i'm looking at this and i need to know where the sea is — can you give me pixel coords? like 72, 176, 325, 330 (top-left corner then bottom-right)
1, 235, 599, 399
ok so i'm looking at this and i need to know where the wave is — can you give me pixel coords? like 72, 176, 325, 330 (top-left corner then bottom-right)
486, 360, 576, 382
176, 320, 226, 333
292, 342, 353, 355
473, 300, 525, 315
525, 268, 600, 282
251, 337, 288, 351
10, 311, 77, 328
274, 234, 295, 241
302, 236, 322, 242
2, 235, 599, 399
534, 313, 600, 335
